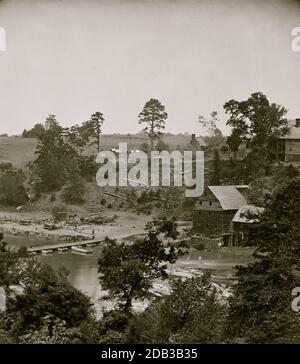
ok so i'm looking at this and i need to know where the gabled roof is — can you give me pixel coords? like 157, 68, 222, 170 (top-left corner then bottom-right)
187, 135, 206, 148
196, 136, 206, 147
281, 119, 300, 140
232, 205, 264, 224
208, 185, 247, 210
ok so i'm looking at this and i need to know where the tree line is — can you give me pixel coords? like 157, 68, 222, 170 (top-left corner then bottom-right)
19, 92, 292, 200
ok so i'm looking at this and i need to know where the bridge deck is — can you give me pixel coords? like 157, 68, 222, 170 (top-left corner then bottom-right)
28, 238, 104, 253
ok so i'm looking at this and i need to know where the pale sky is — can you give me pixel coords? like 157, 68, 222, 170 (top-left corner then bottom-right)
0, 0, 299, 136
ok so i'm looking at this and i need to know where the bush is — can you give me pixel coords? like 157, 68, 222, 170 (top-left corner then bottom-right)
62, 178, 85, 204
22, 123, 45, 138
140, 142, 150, 154
51, 204, 69, 222
0, 170, 28, 206
156, 139, 169, 152
0, 162, 13, 173
78, 155, 98, 181
50, 193, 56, 202
129, 273, 226, 344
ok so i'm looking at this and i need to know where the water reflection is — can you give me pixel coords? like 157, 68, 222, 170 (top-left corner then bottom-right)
38, 246, 254, 317
5, 234, 254, 318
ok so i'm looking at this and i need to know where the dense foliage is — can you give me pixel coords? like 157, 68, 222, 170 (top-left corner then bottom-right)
0, 168, 28, 206
138, 99, 168, 150
98, 217, 186, 313
0, 239, 97, 343
225, 179, 300, 343
129, 273, 226, 344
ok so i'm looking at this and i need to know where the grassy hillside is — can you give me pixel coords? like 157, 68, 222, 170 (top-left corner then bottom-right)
0, 134, 198, 168
85, 133, 197, 154
0, 137, 37, 168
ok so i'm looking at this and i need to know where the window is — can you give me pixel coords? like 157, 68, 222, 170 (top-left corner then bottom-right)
198, 211, 201, 215
199, 201, 202, 205
209, 201, 212, 206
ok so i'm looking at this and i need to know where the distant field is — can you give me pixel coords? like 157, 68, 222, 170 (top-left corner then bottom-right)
0, 137, 37, 168
85, 134, 197, 154
0, 134, 198, 168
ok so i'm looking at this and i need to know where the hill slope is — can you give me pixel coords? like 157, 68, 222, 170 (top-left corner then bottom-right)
0, 134, 198, 168
0, 137, 37, 168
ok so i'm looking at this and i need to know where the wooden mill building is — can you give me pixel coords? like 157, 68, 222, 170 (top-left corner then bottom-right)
193, 185, 248, 245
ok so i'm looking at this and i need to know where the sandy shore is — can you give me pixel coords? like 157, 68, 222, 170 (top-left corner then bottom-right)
0, 210, 151, 247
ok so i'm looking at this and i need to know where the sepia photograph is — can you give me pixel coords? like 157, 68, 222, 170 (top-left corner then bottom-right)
0, 0, 300, 351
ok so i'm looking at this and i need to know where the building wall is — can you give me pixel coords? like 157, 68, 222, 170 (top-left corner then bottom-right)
193, 188, 236, 235
193, 209, 236, 235
284, 139, 300, 161
232, 221, 256, 245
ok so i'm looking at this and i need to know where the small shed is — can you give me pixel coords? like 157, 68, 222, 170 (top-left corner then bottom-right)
232, 205, 264, 245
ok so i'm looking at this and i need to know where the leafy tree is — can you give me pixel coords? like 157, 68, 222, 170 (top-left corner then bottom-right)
61, 158, 85, 204
247, 164, 299, 207
224, 92, 288, 165
8, 263, 93, 337
220, 144, 229, 154
198, 111, 219, 137
226, 128, 242, 159
0, 162, 13, 173
62, 177, 85, 204
211, 149, 222, 185
18, 317, 99, 344
128, 273, 226, 344
33, 115, 71, 192
66, 124, 91, 152
198, 111, 225, 151
97, 310, 129, 344
98, 217, 186, 314
33, 115, 90, 193
225, 178, 300, 343
156, 136, 169, 152
138, 99, 168, 150
286, 164, 299, 179
140, 142, 150, 154
0, 242, 26, 289
78, 155, 98, 181
0, 169, 28, 206
0, 240, 97, 343
22, 123, 45, 138
81, 112, 105, 152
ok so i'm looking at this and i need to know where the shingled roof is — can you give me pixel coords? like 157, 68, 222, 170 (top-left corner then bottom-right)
208, 185, 248, 210
281, 119, 300, 139
232, 205, 265, 224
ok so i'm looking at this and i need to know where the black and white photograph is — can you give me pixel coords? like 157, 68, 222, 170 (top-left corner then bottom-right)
0, 0, 300, 350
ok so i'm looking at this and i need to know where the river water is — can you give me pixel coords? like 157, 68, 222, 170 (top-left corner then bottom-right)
4, 234, 254, 317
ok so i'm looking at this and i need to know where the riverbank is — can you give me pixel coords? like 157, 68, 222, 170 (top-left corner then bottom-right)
0, 209, 152, 247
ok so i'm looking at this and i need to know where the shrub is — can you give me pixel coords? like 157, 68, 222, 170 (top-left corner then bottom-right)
0, 162, 13, 173
62, 179, 85, 204
50, 193, 56, 202
0, 170, 28, 206
51, 204, 69, 222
